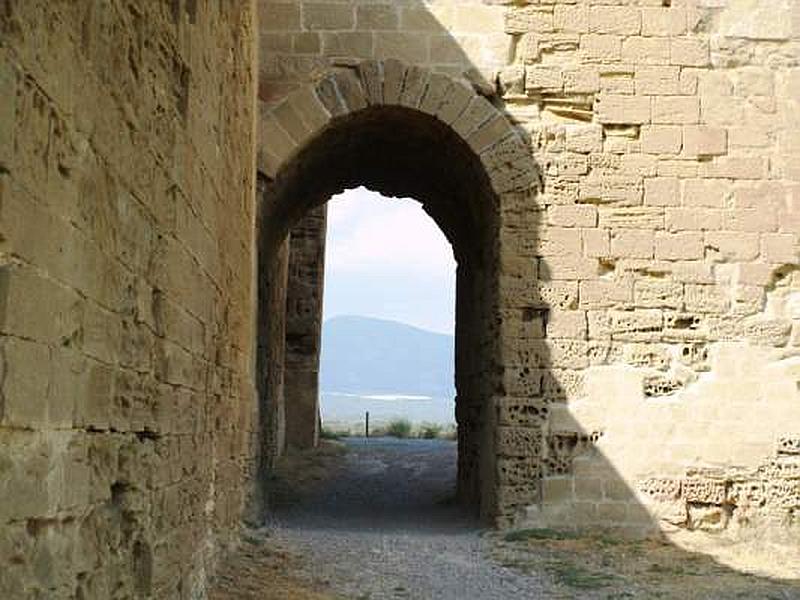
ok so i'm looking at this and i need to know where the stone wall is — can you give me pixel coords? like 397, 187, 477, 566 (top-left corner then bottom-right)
0, 1, 258, 597
257, 0, 800, 540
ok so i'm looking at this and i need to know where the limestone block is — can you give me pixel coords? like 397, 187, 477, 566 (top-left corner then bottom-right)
375, 32, 428, 65
0, 59, 15, 169
381, 59, 405, 105
635, 66, 680, 95
575, 477, 603, 501
554, 5, 588, 33
610, 229, 654, 258
682, 178, 728, 208
272, 98, 312, 148
0, 337, 52, 427
761, 234, 798, 264
302, 3, 355, 31
497, 484, 541, 509
563, 68, 600, 94
621, 37, 670, 65
705, 231, 760, 261
579, 279, 633, 310
542, 368, 584, 401
740, 319, 792, 347
505, 6, 554, 35
634, 279, 683, 309
321, 32, 373, 59
777, 436, 800, 456
655, 232, 704, 260
609, 309, 663, 341
580, 34, 622, 63
684, 284, 729, 314
436, 81, 474, 125
356, 4, 398, 30
580, 175, 643, 206
394, 63, 428, 108
666, 208, 723, 232
677, 342, 711, 371
643, 374, 685, 397
644, 177, 679, 207
700, 156, 767, 180
596, 95, 651, 125
589, 7, 640, 35
331, 69, 368, 112
682, 126, 727, 158
497, 426, 544, 458
641, 125, 682, 155
682, 478, 727, 504
548, 310, 588, 339
262, 3, 302, 31
498, 65, 526, 97
652, 96, 700, 124
498, 457, 542, 486
496, 398, 549, 428
286, 86, 331, 134
623, 343, 671, 370
725, 208, 778, 233
670, 38, 710, 67
582, 228, 610, 258
357, 60, 383, 105
599, 207, 664, 230
454, 96, 499, 142
548, 204, 597, 228
294, 32, 321, 54
525, 66, 563, 93
641, 8, 686, 37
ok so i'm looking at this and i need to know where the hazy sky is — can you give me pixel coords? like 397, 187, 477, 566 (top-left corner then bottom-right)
322, 187, 456, 334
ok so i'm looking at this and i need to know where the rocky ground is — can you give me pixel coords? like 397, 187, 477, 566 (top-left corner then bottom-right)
210, 439, 800, 599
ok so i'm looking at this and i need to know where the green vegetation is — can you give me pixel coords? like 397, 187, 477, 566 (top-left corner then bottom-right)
419, 423, 443, 439
385, 418, 413, 438
504, 528, 580, 542
320, 427, 345, 440
546, 562, 617, 589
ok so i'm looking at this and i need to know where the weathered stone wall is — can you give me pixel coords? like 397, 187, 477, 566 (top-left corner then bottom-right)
0, 1, 258, 597
257, 0, 799, 541
284, 205, 327, 449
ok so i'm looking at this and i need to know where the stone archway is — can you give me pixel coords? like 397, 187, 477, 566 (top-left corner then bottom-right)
255, 59, 539, 523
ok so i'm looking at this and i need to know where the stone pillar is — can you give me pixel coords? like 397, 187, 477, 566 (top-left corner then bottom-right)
284, 204, 327, 449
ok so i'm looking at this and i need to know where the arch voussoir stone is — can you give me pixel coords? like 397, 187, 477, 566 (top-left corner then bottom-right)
258, 59, 538, 196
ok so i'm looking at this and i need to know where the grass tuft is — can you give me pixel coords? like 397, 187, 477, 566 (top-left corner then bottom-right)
504, 528, 580, 542
385, 418, 413, 439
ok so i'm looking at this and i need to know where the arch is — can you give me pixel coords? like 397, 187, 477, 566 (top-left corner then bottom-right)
256, 59, 537, 197
254, 59, 541, 524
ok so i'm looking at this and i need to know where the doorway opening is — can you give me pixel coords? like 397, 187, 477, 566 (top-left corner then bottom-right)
319, 187, 456, 443
256, 101, 507, 521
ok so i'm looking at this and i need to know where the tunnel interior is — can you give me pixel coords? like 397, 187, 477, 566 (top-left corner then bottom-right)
256, 105, 503, 518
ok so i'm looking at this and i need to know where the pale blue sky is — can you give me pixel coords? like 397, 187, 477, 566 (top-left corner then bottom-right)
322, 187, 456, 335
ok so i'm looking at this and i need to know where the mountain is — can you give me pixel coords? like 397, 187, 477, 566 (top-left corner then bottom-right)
320, 315, 455, 398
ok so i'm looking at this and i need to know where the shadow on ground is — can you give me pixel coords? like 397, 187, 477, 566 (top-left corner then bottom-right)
211, 440, 800, 599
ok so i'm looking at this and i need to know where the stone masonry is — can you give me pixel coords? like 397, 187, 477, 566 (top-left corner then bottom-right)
1, 2, 258, 597
258, 0, 800, 540
1, 0, 799, 597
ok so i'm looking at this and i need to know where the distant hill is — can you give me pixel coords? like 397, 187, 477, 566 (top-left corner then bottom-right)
320, 315, 455, 398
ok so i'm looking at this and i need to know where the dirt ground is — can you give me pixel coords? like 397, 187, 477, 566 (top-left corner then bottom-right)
209, 441, 800, 599
488, 528, 800, 599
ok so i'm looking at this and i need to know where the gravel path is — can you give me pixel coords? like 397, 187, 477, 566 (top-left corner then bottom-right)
267, 438, 547, 600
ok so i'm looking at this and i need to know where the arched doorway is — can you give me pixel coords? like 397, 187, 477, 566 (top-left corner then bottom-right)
255, 60, 539, 523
